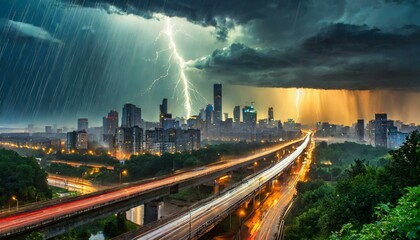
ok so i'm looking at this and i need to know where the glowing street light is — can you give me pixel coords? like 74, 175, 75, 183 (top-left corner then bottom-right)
120, 170, 127, 184
12, 196, 18, 211
238, 209, 246, 217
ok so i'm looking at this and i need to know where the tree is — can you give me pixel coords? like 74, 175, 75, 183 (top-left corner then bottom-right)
0, 149, 52, 207
380, 130, 420, 200
345, 159, 367, 178
26, 232, 45, 240
331, 185, 420, 240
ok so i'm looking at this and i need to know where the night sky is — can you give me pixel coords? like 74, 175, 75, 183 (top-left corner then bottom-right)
0, 0, 419, 127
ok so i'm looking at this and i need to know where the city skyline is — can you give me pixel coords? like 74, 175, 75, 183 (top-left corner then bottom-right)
0, 2, 419, 239
1, 1, 420, 126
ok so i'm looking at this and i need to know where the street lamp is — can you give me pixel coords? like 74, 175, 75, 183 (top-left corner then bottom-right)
12, 196, 18, 211
120, 170, 127, 184
238, 209, 246, 238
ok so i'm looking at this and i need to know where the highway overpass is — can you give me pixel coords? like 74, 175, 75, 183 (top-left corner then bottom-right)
119, 134, 311, 240
0, 136, 306, 239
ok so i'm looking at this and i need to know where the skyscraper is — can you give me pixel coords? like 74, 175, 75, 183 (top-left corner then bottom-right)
268, 107, 274, 123
122, 104, 141, 128
374, 113, 393, 147
160, 98, 168, 124
103, 110, 119, 135
213, 84, 222, 125
233, 106, 241, 123
356, 119, 364, 142
115, 126, 143, 158
78, 118, 88, 131
243, 105, 257, 128
205, 104, 214, 130
66, 131, 77, 152
77, 130, 88, 150
103, 110, 119, 149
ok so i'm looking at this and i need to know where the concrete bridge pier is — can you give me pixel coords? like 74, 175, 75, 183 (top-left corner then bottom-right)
214, 179, 220, 195
143, 201, 162, 225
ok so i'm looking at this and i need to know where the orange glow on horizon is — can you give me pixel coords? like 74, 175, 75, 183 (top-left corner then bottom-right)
223, 85, 420, 125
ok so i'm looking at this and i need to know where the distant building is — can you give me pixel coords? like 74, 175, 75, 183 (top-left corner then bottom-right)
145, 128, 165, 153
103, 110, 118, 135
224, 113, 229, 121
115, 126, 143, 158
45, 126, 53, 134
233, 106, 241, 123
163, 117, 175, 130
159, 98, 171, 126
242, 105, 257, 128
103, 110, 118, 149
145, 128, 200, 154
268, 107, 274, 123
66, 131, 77, 152
356, 119, 364, 142
213, 84, 222, 125
76, 130, 88, 150
122, 103, 141, 128
187, 115, 199, 128
374, 113, 393, 147
88, 127, 102, 143
78, 118, 89, 131
205, 104, 213, 129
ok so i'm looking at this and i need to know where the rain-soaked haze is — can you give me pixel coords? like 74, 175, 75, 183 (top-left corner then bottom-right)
0, 0, 419, 127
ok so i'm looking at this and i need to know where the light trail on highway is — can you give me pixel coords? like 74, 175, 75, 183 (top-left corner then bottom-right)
244, 135, 315, 240
131, 133, 311, 240
0, 136, 306, 237
47, 174, 106, 194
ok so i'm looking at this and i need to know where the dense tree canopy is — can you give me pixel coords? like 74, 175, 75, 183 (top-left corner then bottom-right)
0, 148, 51, 207
331, 185, 420, 240
285, 131, 420, 240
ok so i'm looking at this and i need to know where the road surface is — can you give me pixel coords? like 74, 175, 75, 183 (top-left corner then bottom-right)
0, 136, 306, 236
47, 174, 106, 194
243, 136, 315, 240
126, 134, 310, 240
50, 160, 114, 170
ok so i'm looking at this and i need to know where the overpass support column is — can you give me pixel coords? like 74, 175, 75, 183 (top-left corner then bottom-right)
143, 201, 162, 225
252, 194, 258, 209
214, 180, 220, 195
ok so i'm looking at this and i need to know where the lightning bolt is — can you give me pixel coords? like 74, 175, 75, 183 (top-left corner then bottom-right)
165, 17, 192, 118
296, 88, 301, 122
141, 16, 207, 118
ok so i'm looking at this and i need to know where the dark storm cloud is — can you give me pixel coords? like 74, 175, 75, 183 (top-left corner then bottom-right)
69, 0, 332, 41
188, 23, 420, 90
0, 19, 61, 43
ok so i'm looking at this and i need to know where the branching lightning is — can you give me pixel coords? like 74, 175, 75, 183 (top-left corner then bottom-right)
164, 17, 192, 118
141, 16, 208, 118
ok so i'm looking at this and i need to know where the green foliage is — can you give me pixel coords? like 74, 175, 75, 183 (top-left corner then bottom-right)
378, 130, 420, 201
25, 232, 45, 240
55, 152, 118, 166
53, 229, 77, 240
103, 213, 129, 239
331, 185, 420, 240
0, 148, 52, 207
47, 163, 91, 178
315, 141, 388, 170
285, 180, 334, 239
285, 131, 420, 240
